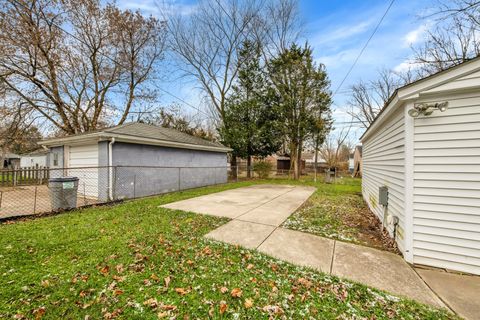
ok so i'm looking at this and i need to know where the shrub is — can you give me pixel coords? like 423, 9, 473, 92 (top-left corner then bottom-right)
254, 161, 272, 179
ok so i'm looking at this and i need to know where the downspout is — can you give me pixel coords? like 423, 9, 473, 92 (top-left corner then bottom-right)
108, 138, 115, 201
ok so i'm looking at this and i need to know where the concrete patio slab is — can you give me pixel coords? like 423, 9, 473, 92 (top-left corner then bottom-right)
205, 220, 275, 249
161, 184, 297, 219
258, 228, 334, 273
416, 268, 480, 320
238, 187, 315, 226
332, 241, 445, 307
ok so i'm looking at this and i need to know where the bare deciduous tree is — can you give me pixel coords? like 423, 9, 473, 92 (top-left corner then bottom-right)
410, 0, 480, 76
413, 16, 480, 75
347, 69, 407, 128
0, 0, 166, 134
319, 125, 353, 169
164, 0, 302, 123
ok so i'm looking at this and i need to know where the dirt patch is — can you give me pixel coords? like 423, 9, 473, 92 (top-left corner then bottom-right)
348, 200, 399, 253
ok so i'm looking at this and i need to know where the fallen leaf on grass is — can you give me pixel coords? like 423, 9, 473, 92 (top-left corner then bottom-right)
164, 276, 171, 288
33, 307, 46, 319
112, 275, 126, 282
113, 289, 123, 296
262, 305, 284, 315
201, 247, 212, 255
175, 287, 189, 295
144, 298, 159, 308
219, 301, 228, 314
297, 278, 312, 289
244, 298, 253, 309
100, 265, 110, 275
230, 288, 242, 298
220, 287, 228, 294
161, 305, 177, 311
103, 309, 122, 319
115, 264, 124, 273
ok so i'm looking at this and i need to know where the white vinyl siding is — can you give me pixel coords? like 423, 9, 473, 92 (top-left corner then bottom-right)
362, 107, 406, 253
413, 92, 480, 275
68, 144, 99, 198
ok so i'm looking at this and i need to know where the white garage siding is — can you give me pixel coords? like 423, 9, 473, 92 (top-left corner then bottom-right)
362, 107, 406, 253
413, 92, 480, 274
68, 144, 99, 198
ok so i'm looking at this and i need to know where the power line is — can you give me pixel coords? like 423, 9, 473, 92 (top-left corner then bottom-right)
332, 0, 396, 97
9, 0, 212, 119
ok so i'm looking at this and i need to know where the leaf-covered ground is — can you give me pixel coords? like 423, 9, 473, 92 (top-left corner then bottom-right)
283, 177, 399, 252
0, 180, 456, 319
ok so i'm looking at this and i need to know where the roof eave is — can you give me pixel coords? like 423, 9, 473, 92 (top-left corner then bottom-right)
360, 56, 480, 142
40, 132, 232, 153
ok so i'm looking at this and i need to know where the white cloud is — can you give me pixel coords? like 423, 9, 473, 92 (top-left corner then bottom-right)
403, 24, 428, 47
118, 0, 197, 17
311, 20, 373, 47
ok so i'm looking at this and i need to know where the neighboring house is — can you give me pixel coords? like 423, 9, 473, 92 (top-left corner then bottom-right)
352, 145, 362, 177
40, 122, 231, 201
2, 153, 20, 169
265, 154, 306, 172
348, 153, 354, 173
20, 149, 50, 168
361, 57, 480, 275
303, 151, 327, 170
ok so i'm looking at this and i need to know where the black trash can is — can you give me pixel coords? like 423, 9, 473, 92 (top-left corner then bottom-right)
48, 177, 79, 211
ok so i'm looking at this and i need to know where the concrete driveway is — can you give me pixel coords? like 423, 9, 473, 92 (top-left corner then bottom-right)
161, 184, 480, 318
161, 184, 315, 227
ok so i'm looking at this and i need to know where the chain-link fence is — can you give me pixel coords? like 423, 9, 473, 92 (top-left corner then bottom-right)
0, 164, 347, 219
0, 166, 229, 219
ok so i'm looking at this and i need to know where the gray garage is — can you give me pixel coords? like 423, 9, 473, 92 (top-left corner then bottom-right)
40, 123, 231, 201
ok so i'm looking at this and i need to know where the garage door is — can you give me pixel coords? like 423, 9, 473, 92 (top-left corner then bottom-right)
68, 144, 99, 198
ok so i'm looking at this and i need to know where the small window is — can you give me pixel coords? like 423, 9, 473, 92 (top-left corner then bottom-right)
53, 153, 59, 166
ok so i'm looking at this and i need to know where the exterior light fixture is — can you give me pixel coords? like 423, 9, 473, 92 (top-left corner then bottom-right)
408, 102, 448, 118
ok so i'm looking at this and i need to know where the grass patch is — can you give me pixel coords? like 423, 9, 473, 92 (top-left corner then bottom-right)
283, 177, 398, 252
0, 181, 455, 319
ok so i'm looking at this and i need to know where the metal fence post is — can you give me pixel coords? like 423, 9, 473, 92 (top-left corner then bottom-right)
0, 190, 2, 209
235, 165, 238, 182
83, 182, 86, 205
112, 166, 117, 201
133, 174, 136, 199
178, 168, 181, 191
33, 186, 38, 214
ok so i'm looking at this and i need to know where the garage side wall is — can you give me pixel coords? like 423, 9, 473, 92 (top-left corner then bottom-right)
412, 91, 480, 275
112, 142, 227, 198
362, 107, 406, 253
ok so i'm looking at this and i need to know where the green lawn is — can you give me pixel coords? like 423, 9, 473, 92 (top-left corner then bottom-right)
0, 180, 455, 319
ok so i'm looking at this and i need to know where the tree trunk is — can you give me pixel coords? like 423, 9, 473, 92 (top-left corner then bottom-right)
296, 138, 303, 180
314, 139, 319, 182
231, 156, 237, 179
247, 155, 252, 178
290, 142, 299, 180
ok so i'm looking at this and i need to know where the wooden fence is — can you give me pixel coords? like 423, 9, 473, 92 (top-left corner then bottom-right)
0, 166, 50, 187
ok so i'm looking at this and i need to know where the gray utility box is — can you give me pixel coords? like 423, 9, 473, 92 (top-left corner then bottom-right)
49, 177, 79, 211
379, 186, 389, 206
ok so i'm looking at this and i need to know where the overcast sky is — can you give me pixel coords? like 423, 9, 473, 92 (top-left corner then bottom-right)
117, 0, 437, 140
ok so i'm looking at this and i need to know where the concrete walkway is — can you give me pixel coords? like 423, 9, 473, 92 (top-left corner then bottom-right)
162, 185, 480, 319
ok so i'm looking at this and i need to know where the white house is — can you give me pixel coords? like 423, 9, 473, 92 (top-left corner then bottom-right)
361, 57, 480, 275
20, 149, 49, 168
